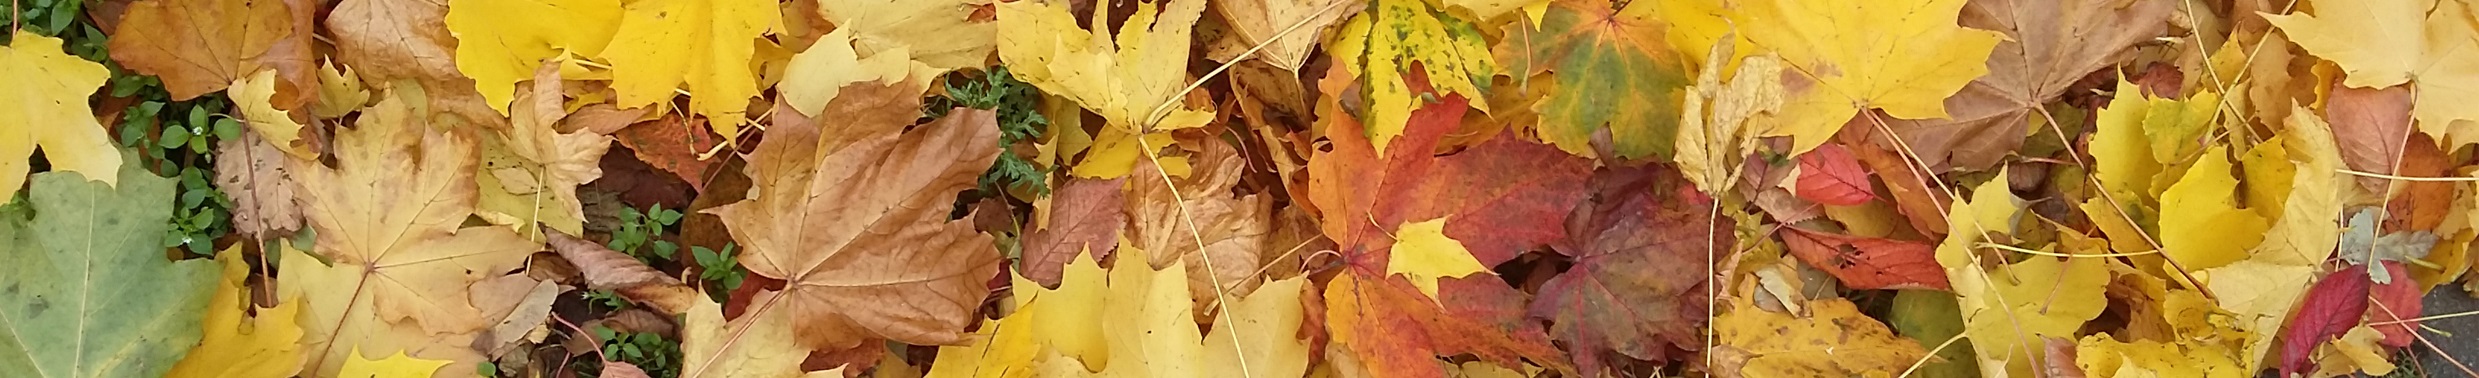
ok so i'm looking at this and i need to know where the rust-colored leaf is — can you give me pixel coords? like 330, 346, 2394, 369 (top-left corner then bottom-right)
1793, 143, 1877, 206
1530, 165, 1731, 374
1782, 228, 1950, 290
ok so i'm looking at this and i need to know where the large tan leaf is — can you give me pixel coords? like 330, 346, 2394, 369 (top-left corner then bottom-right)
282, 89, 541, 376
815, 0, 998, 70
474, 64, 614, 236
1881, 0, 2174, 171
702, 90, 1004, 352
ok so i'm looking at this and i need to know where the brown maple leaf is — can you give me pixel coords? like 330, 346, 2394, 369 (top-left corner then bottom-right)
702, 93, 1005, 351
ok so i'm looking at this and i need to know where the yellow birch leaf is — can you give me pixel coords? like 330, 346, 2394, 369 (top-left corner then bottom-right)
166, 247, 306, 378
601, 0, 779, 138
336, 348, 448, 378
443, 0, 621, 114
1327, 0, 1495, 154
2157, 146, 2270, 271
1, 31, 121, 201
1738, 0, 2003, 154
1387, 218, 1491, 300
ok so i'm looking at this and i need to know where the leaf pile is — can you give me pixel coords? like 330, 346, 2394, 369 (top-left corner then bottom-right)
5, 0, 2479, 376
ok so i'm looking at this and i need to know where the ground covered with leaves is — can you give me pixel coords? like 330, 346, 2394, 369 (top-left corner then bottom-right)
3, 0, 2479, 377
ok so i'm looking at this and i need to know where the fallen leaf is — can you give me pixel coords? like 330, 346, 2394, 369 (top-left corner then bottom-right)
612, 112, 727, 192
231, 69, 315, 160
1387, 218, 1490, 300
167, 247, 307, 378
283, 90, 541, 376
1210, 0, 1360, 71
2198, 107, 2346, 371
0, 31, 122, 202
1020, 177, 1126, 287
2265, 0, 2479, 144
313, 60, 371, 119
1203, 277, 1313, 378
2325, 83, 2414, 194
335, 349, 448, 378
1531, 165, 1731, 373
1122, 140, 1271, 301
2279, 265, 2373, 378
2071, 334, 2245, 378
601, 0, 780, 138
996, 0, 1216, 131
1781, 228, 1947, 290
0, 153, 219, 378
779, 27, 931, 116
474, 64, 614, 236
325, 0, 508, 128
703, 100, 1003, 351
1791, 143, 1875, 206
106, 0, 297, 100
1324, 0, 1496, 153
2366, 261, 2422, 347
2156, 146, 2270, 271
1712, 294, 1928, 377
1880, 0, 2174, 170
1738, 0, 2004, 154
1674, 40, 1786, 195
213, 123, 305, 241
1499, 0, 1691, 159
816, 0, 999, 71
443, 0, 621, 113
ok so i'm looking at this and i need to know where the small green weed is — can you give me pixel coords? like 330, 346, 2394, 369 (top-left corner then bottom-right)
692, 243, 749, 302
930, 66, 1050, 197
609, 204, 684, 261
576, 325, 682, 378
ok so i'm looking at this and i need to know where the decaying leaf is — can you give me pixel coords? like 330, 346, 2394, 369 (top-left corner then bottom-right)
1531, 165, 1730, 373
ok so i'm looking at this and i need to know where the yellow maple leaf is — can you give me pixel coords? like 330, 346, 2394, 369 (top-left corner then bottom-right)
1, 31, 122, 202
336, 348, 448, 378
816, 0, 997, 71
2074, 334, 2245, 378
1203, 276, 1312, 378
2267, 0, 2479, 146
1713, 294, 1927, 377
444, 0, 621, 114
474, 64, 613, 236
166, 247, 306, 378
1737, 0, 2003, 154
1326, 0, 1494, 154
2200, 107, 2347, 371
922, 306, 1040, 378
313, 61, 371, 119
2157, 146, 2271, 271
1936, 174, 2107, 376
1387, 218, 1491, 300
232, 69, 315, 160
284, 90, 541, 376
1013, 250, 1111, 369
679, 297, 817, 378
601, 0, 779, 138
779, 28, 934, 117
997, 0, 1215, 132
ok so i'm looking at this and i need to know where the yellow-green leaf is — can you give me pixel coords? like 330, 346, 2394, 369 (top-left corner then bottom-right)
1327, 0, 1495, 154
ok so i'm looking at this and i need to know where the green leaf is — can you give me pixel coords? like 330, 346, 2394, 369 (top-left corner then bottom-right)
0, 152, 219, 378
158, 126, 191, 149
1502, 0, 1691, 160
212, 118, 240, 140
